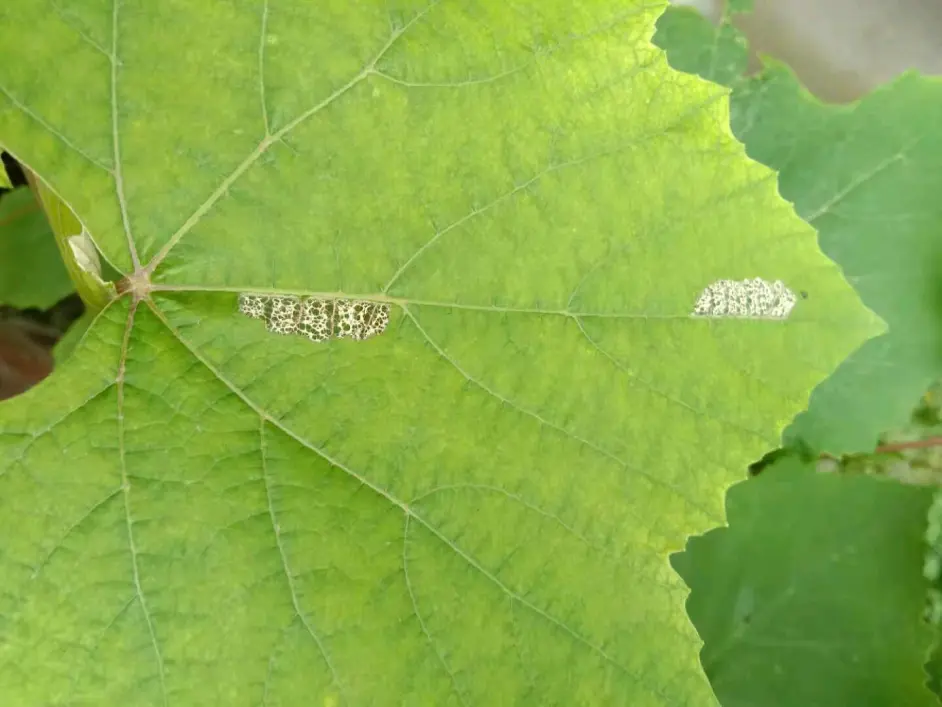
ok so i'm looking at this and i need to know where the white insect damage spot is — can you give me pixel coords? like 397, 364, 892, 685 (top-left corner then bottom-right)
692, 278, 797, 320
67, 230, 104, 280
238, 293, 390, 342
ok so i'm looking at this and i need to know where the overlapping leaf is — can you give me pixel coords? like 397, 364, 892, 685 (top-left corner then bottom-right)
0, 1, 876, 703
0, 186, 72, 308
673, 458, 937, 706
656, 3, 942, 455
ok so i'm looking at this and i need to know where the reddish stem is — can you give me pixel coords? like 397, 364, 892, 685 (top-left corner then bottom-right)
874, 437, 942, 454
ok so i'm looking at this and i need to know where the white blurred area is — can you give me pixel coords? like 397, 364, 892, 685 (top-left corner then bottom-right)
667, 0, 942, 102
667, 0, 721, 23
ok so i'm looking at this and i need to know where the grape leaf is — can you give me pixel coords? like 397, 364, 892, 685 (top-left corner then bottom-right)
655, 4, 942, 455
673, 457, 937, 706
0, 1, 877, 703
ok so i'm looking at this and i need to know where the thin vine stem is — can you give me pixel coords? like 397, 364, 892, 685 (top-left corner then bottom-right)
874, 437, 942, 454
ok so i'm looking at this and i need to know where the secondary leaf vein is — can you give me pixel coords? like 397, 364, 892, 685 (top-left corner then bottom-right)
48, 0, 112, 57
402, 514, 469, 706
0, 84, 112, 171
573, 315, 772, 443
401, 304, 719, 521
260, 417, 346, 700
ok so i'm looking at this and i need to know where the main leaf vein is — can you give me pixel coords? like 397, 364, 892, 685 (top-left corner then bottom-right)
110, 0, 140, 269
116, 299, 168, 706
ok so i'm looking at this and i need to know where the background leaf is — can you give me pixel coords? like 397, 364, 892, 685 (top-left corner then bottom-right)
0, 1, 876, 703
673, 457, 937, 706
655, 3, 942, 456
0, 186, 72, 309
653, 5, 749, 86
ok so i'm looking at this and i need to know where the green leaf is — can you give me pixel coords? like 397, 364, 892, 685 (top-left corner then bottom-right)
655, 5, 942, 455
924, 488, 942, 698
739, 71, 942, 456
673, 457, 937, 706
652, 5, 749, 86
0, 2, 876, 703
0, 186, 72, 309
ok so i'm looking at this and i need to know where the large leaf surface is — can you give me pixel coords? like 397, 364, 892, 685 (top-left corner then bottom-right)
655, 4, 942, 455
0, 1, 875, 703
673, 458, 936, 706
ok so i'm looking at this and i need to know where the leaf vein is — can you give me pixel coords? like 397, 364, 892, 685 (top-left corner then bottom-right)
410, 483, 660, 560
48, 0, 112, 57
30, 487, 123, 579
407, 501, 634, 677
1, 383, 115, 473
110, 0, 140, 268
805, 135, 924, 224
573, 315, 772, 444
117, 300, 167, 705
258, 0, 270, 136
66, 596, 137, 697
402, 514, 469, 706
260, 417, 347, 700
401, 304, 719, 521
0, 84, 113, 172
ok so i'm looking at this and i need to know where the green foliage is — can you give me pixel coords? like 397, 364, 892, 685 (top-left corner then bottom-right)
0, 1, 879, 703
652, 6, 749, 86
673, 457, 937, 706
654, 5, 942, 457
926, 489, 942, 699
0, 186, 73, 309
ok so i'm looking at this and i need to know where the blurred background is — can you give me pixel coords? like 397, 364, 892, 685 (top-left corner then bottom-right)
670, 0, 942, 102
